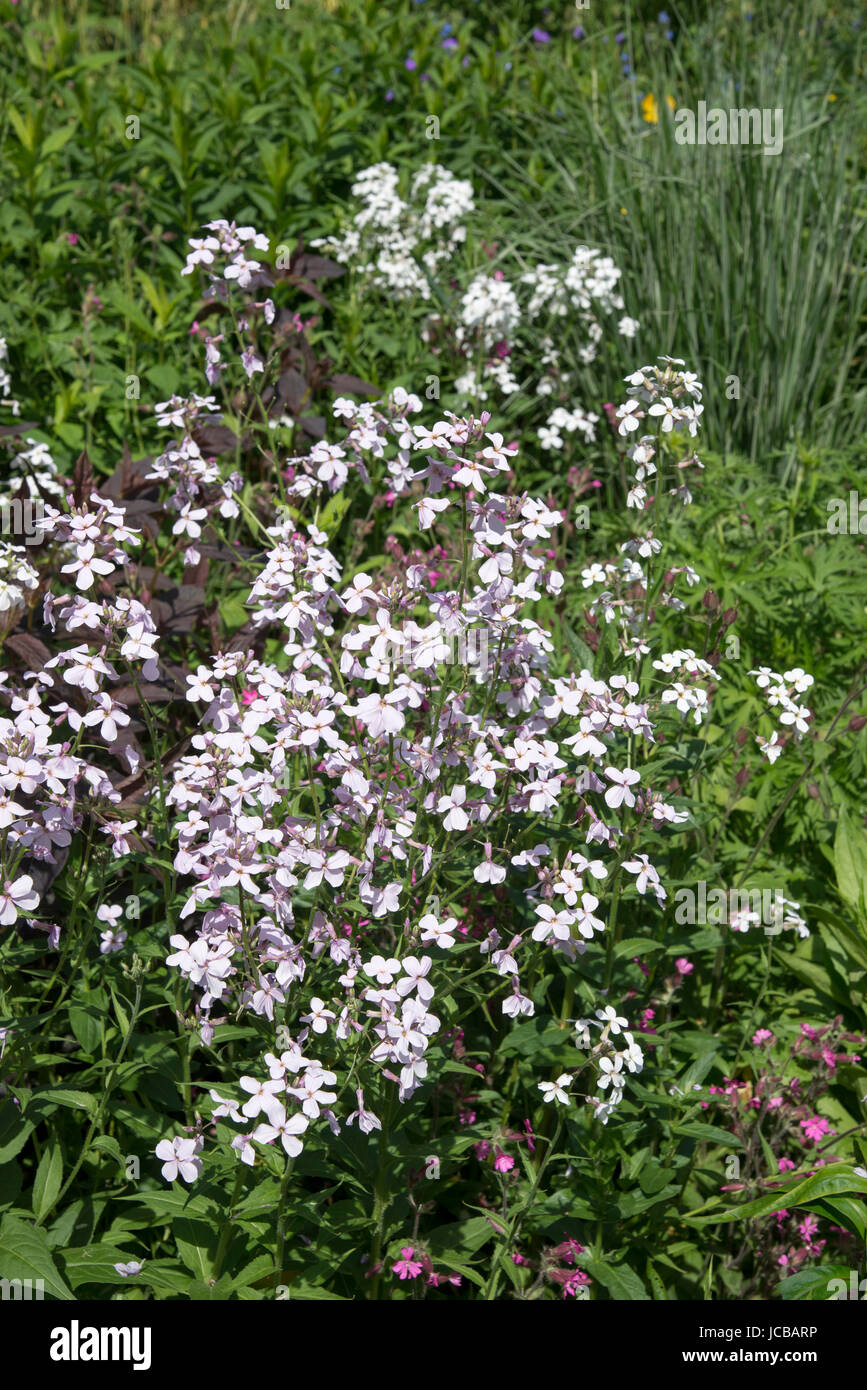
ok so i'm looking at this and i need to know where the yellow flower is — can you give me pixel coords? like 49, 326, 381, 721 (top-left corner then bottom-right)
641, 93, 676, 124
827, 93, 838, 101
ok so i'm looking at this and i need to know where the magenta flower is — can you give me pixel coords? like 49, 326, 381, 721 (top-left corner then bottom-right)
801, 1115, 833, 1144
752, 1028, 774, 1046
393, 1246, 423, 1280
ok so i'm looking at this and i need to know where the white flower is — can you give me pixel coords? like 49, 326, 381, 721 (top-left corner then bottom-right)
603, 766, 641, 810
0, 874, 39, 925
538, 1074, 571, 1105
437, 784, 469, 832
596, 1005, 628, 1035
252, 1108, 309, 1157
419, 913, 458, 949
155, 1136, 202, 1184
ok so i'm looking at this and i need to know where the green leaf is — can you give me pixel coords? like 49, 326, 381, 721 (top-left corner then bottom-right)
32, 1144, 63, 1223
68, 1006, 103, 1055
0, 1101, 34, 1163
685, 1164, 867, 1226
582, 1255, 649, 1300
39, 124, 78, 159
58, 1243, 140, 1290
424, 1216, 498, 1262
88, 1135, 125, 1168
27, 1088, 98, 1118
834, 808, 867, 912
0, 1215, 73, 1300
777, 1264, 851, 1301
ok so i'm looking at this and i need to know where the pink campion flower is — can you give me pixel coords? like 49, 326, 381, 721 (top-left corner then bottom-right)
798, 1215, 819, 1241
494, 1151, 515, 1173
562, 1270, 590, 1299
155, 1136, 203, 1183
778, 1157, 796, 1172
674, 957, 693, 976
393, 1247, 423, 1280
0, 875, 39, 925
752, 1028, 774, 1047
801, 1115, 834, 1144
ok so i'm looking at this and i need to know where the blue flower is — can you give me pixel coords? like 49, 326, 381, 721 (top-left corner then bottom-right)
658, 10, 670, 21
531, 28, 552, 43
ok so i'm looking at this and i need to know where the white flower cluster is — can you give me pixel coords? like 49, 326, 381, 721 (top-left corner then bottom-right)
313, 162, 475, 301
750, 666, 814, 760
0, 338, 18, 416
320, 164, 638, 425
1, 438, 63, 507
730, 893, 809, 939
0, 342, 62, 506
455, 272, 521, 354
653, 649, 715, 725
540, 1005, 645, 1124
0, 543, 39, 632
520, 246, 639, 413
616, 358, 704, 511
538, 404, 600, 450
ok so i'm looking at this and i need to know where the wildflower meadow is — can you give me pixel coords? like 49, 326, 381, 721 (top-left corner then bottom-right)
1, 0, 867, 1343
